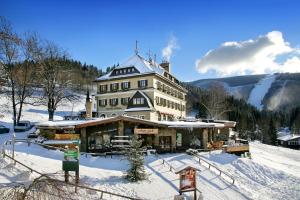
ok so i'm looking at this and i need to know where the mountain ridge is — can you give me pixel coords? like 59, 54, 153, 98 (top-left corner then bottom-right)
187, 73, 300, 111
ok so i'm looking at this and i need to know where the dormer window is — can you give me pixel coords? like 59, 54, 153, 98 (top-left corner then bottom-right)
133, 98, 144, 105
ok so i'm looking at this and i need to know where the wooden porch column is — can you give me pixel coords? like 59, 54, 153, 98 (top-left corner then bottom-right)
202, 128, 208, 149
118, 120, 124, 136
80, 128, 87, 152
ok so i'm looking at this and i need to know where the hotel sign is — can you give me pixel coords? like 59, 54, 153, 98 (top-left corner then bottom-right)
134, 128, 158, 135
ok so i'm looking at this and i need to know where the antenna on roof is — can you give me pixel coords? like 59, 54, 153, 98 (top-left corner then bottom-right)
147, 49, 152, 63
135, 40, 139, 55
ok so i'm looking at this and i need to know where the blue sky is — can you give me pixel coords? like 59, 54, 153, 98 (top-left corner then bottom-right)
1, 0, 300, 81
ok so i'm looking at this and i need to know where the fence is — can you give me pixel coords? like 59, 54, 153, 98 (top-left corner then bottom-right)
190, 152, 235, 185
2, 139, 143, 200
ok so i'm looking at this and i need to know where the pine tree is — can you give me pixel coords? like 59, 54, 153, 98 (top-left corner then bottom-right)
268, 117, 277, 145
125, 136, 146, 182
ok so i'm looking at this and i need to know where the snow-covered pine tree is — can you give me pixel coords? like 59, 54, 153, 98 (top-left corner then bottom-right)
125, 135, 146, 182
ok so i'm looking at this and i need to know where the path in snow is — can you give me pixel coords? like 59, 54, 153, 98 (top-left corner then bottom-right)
155, 154, 249, 200
247, 74, 276, 110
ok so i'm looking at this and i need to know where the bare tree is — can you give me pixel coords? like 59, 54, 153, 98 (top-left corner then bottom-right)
0, 17, 39, 125
0, 16, 23, 125
36, 41, 79, 121
0, 174, 79, 200
201, 82, 230, 119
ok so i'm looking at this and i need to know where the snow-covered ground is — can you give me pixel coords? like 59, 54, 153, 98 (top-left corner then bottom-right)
1, 131, 299, 200
247, 74, 277, 110
1, 92, 300, 199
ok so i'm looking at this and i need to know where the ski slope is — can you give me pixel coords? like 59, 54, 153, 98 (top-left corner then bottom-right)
247, 74, 277, 110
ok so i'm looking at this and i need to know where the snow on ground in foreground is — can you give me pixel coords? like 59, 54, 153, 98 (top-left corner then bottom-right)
1, 133, 300, 200
247, 74, 276, 110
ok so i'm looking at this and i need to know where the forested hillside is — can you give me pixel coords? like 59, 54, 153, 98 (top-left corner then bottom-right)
183, 82, 300, 145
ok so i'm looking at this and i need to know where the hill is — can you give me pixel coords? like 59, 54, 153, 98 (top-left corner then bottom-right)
187, 73, 300, 111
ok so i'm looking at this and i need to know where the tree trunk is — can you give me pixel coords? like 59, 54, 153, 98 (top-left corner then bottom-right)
11, 79, 17, 126
48, 109, 54, 121
48, 97, 55, 121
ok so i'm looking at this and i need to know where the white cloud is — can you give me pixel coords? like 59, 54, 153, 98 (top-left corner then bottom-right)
162, 34, 179, 62
196, 31, 300, 76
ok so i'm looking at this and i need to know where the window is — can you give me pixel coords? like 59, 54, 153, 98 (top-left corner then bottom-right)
288, 140, 299, 145
121, 81, 130, 90
156, 81, 162, 90
163, 98, 166, 107
155, 96, 159, 105
133, 98, 144, 105
99, 85, 107, 93
139, 115, 145, 119
110, 83, 119, 91
98, 99, 107, 107
159, 136, 171, 148
138, 80, 148, 88
121, 97, 130, 105
110, 98, 118, 106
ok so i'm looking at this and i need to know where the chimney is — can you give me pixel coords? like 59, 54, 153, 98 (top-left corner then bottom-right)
160, 61, 170, 73
85, 90, 93, 119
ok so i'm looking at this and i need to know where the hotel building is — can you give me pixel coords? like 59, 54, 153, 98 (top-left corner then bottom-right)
94, 53, 187, 121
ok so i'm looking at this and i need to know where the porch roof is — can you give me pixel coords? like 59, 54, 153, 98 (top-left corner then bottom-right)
36, 116, 234, 130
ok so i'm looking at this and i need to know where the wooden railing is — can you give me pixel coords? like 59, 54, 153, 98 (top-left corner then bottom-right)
190, 152, 235, 185
2, 140, 143, 200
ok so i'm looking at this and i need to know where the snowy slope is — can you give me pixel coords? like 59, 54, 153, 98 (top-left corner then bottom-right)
0, 93, 86, 124
1, 137, 300, 199
247, 74, 277, 110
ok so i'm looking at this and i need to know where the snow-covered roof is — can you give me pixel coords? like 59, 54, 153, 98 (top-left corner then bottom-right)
96, 54, 164, 81
277, 134, 300, 141
43, 140, 79, 145
36, 116, 231, 130
124, 107, 152, 112
36, 117, 114, 128
158, 121, 225, 128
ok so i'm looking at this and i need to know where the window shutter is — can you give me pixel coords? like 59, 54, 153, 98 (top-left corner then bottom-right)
145, 80, 148, 86
128, 82, 131, 88
110, 84, 113, 91
138, 80, 140, 87
116, 98, 118, 105
121, 83, 123, 89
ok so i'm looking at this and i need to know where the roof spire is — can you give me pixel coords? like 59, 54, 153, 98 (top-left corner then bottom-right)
135, 40, 139, 55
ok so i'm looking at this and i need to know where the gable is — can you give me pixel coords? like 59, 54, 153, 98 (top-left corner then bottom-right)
127, 91, 153, 109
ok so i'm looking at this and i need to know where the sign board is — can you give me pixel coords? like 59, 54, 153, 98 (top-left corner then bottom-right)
64, 150, 78, 159
177, 167, 196, 192
176, 133, 182, 147
62, 160, 79, 171
134, 128, 158, 135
